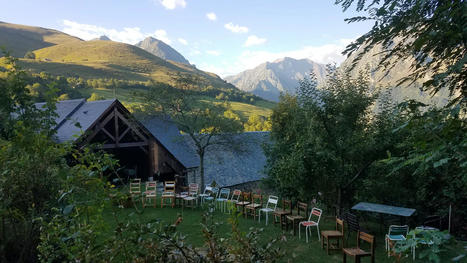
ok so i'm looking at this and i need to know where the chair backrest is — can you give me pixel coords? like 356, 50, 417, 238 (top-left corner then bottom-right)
343, 212, 360, 233
336, 217, 344, 234
251, 193, 262, 205
282, 200, 292, 212
230, 189, 242, 201
218, 188, 230, 199
130, 178, 141, 194
307, 207, 323, 223
203, 186, 213, 195
242, 192, 251, 202
210, 187, 219, 197
164, 181, 176, 193
188, 183, 199, 196
357, 231, 375, 255
297, 201, 308, 216
388, 225, 409, 236
265, 195, 279, 210
146, 181, 157, 192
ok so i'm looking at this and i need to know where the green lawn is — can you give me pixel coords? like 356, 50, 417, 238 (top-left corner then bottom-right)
103, 199, 466, 262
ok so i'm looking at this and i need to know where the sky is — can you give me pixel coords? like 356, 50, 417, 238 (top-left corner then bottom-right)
1, 0, 373, 77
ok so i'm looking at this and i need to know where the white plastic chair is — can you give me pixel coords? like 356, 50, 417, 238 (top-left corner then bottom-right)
385, 225, 408, 256
226, 189, 242, 214
258, 195, 278, 225
198, 185, 212, 204
215, 188, 230, 212
299, 207, 322, 243
183, 183, 199, 208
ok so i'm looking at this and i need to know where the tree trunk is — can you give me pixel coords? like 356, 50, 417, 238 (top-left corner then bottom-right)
199, 152, 205, 191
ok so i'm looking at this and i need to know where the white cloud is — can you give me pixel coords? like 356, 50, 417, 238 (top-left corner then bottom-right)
159, 0, 186, 10
206, 12, 217, 21
62, 19, 150, 44
224, 22, 248, 33
154, 29, 171, 44
206, 50, 221, 56
178, 38, 188, 45
244, 35, 267, 47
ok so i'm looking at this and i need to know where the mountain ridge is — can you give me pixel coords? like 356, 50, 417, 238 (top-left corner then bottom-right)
225, 57, 326, 101
135, 37, 190, 65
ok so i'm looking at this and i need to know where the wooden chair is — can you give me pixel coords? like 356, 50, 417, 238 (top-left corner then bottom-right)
143, 181, 157, 208
343, 231, 375, 263
286, 201, 308, 236
161, 181, 176, 208
321, 217, 344, 255
129, 178, 141, 200
245, 193, 262, 220
235, 192, 251, 217
273, 199, 292, 229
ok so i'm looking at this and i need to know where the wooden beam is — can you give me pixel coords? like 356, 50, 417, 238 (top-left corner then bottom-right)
117, 127, 130, 142
83, 111, 115, 144
114, 108, 119, 147
115, 111, 148, 143
101, 127, 116, 142
101, 141, 148, 149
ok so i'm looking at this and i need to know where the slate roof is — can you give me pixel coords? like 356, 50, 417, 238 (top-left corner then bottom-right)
140, 117, 200, 169
35, 98, 116, 143
186, 131, 270, 187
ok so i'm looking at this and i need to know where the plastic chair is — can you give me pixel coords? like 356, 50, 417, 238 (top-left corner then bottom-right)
385, 225, 408, 256
198, 185, 212, 205
299, 207, 323, 243
183, 183, 199, 209
258, 195, 279, 225
226, 189, 241, 214
215, 188, 230, 212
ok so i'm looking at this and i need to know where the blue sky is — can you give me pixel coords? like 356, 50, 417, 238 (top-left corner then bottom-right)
1, 0, 373, 77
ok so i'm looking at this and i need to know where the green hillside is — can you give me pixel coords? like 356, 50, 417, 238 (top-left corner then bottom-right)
0, 21, 81, 57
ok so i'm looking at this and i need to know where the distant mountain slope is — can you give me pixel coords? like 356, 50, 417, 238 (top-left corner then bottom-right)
91, 35, 111, 41
135, 37, 190, 65
340, 43, 450, 107
0, 21, 81, 57
225, 57, 326, 101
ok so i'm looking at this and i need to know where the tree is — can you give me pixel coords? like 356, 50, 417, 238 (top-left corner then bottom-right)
141, 81, 243, 190
88, 92, 105, 101
24, 51, 35, 59
335, 0, 466, 104
265, 68, 387, 213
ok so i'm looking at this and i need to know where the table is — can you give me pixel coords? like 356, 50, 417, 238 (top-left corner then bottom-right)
352, 202, 416, 217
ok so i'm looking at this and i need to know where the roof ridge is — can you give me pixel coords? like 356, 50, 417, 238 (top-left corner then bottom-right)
54, 98, 86, 131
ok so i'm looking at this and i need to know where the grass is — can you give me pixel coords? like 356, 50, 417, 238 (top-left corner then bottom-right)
103, 198, 466, 263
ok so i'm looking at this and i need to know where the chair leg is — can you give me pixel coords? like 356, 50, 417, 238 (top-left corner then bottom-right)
299, 224, 301, 239
306, 226, 309, 243
317, 226, 320, 241
343, 252, 347, 263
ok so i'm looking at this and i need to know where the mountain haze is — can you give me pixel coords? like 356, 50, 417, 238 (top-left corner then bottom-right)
135, 37, 190, 65
225, 57, 326, 101
340, 42, 451, 107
